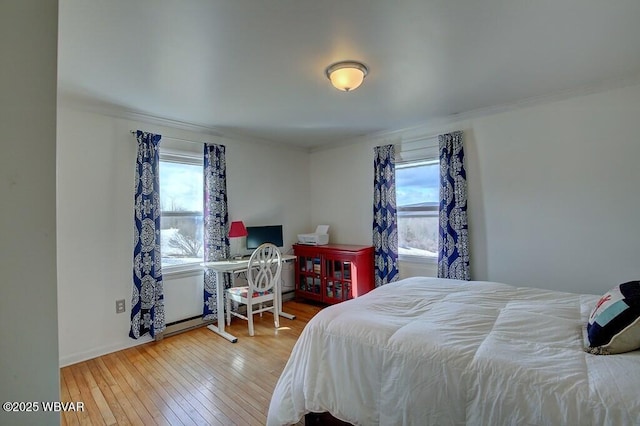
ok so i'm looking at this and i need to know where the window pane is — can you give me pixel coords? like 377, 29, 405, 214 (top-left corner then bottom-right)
159, 159, 204, 267
160, 161, 203, 212
161, 214, 204, 266
396, 160, 439, 258
396, 161, 439, 206
397, 215, 438, 258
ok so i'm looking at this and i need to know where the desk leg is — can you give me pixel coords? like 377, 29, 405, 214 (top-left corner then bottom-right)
279, 311, 296, 320
277, 280, 296, 320
207, 270, 238, 343
207, 324, 237, 343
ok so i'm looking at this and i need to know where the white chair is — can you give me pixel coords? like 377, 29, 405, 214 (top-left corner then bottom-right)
226, 243, 281, 336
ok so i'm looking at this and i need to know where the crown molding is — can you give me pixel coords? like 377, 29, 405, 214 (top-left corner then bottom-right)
311, 72, 640, 153
58, 94, 310, 153
448, 71, 640, 123
60, 71, 640, 156
58, 93, 221, 135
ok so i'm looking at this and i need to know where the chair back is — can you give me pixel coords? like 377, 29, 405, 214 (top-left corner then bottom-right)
247, 243, 282, 293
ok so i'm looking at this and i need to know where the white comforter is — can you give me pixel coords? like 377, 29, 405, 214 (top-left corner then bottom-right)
267, 277, 640, 426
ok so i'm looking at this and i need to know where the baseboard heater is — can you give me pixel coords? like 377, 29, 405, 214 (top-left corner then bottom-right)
157, 315, 214, 340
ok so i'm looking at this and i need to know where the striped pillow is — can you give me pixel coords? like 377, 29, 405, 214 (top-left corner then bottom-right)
586, 281, 640, 355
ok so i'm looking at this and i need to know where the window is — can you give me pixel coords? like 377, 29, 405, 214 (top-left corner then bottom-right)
159, 153, 203, 270
396, 159, 439, 260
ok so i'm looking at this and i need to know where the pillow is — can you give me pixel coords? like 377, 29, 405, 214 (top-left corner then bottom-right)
585, 281, 640, 355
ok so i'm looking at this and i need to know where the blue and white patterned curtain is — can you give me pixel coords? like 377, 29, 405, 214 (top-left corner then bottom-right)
373, 144, 400, 286
438, 131, 470, 280
130, 131, 166, 339
203, 143, 231, 320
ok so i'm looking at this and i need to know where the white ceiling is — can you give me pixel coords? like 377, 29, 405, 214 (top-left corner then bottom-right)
58, 0, 640, 149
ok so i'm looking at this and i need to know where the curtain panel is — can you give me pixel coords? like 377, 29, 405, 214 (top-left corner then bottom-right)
438, 131, 470, 280
130, 130, 166, 339
203, 143, 231, 320
373, 144, 400, 286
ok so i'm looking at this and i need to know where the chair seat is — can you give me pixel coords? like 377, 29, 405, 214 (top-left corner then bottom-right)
228, 286, 272, 298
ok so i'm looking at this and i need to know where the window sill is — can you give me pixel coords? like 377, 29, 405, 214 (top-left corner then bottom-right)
398, 255, 437, 264
162, 264, 204, 279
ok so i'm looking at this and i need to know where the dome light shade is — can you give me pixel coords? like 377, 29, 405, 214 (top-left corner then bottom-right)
325, 61, 369, 92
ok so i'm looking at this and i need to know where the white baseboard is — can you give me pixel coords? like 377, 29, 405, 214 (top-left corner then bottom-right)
59, 296, 295, 367
59, 335, 153, 368
282, 290, 295, 301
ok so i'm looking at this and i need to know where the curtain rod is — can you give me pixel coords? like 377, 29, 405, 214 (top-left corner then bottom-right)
129, 130, 208, 146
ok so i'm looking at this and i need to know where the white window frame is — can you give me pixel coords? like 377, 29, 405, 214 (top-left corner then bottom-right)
159, 151, 204, 276
396, 158, 439, 264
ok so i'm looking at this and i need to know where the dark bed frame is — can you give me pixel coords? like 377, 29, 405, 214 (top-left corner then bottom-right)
305, 412, 353, 425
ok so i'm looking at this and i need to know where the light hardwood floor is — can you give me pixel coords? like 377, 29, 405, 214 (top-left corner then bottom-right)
60, 300, 323, 426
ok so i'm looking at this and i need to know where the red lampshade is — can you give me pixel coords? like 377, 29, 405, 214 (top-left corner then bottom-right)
228, 221, 248, 238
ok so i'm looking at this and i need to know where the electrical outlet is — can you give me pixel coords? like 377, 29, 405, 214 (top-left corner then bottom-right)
116, 299, 126, 314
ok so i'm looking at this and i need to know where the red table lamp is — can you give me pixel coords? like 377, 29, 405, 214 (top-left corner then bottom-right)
229, 221, 248, 259
229, 221, 248, 238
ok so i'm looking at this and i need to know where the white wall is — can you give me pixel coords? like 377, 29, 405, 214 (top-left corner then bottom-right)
57, 105, 311, 365
310, 82, 640, 295
467, 84, 640, 294
0, 2, 60, 424
309, 140, 378, 246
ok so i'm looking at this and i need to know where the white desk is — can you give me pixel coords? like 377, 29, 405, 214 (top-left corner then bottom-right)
201, 254, 296, 343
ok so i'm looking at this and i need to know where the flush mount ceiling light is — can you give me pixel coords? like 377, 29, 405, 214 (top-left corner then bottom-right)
325, 61, 369, 92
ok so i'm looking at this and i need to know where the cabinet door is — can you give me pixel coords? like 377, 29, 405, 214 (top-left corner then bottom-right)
296, 253, 323, 300
324, 256, 353, 303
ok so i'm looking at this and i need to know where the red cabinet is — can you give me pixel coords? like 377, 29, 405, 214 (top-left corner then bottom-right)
293, 244, 374, 305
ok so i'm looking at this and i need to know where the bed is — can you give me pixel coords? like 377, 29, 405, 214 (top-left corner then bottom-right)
267, 277, 640, 425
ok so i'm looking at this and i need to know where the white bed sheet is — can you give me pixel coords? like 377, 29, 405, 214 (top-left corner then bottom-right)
267, 277, 640, 426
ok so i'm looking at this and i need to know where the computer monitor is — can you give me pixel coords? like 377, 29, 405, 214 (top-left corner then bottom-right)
245, 225, 283, 250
